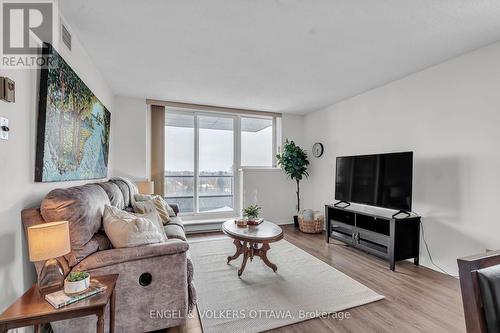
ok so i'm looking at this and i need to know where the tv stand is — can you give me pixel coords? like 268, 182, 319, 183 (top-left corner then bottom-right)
333, 200, 351, 208
325, 205, 420, 271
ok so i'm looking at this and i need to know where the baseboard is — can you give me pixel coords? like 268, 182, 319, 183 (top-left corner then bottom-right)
272, 219, 294, 225
185, 218, 294, 234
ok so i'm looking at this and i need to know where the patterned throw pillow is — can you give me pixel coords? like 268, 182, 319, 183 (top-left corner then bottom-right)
134, 194, 176, 220
133, 196, 171, 224
103, 205, 167, 249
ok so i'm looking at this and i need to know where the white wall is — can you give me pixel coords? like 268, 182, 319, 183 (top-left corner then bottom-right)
240, 168, 298, 224
0, 12, 114, 312
241, 114, 305, 223
281, 114, 304, 147
303, 41, 500, 275
110, 96, 149, 180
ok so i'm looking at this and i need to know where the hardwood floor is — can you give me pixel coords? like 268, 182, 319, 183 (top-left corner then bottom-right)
171, 225, 465, 333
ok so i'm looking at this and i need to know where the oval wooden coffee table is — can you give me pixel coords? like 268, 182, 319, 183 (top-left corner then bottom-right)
222, 220, 284, 277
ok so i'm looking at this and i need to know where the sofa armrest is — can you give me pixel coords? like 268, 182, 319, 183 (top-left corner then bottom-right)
73, 239, 189, 272
169, 203, 180, 216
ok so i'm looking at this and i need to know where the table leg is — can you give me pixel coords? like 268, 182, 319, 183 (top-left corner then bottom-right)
35, 324, 42, 333
256, 243, 278, 272
110, 290, 116, 333
227, 239, 243, 264
96, 310, 105, 333
238, 242, 249, 277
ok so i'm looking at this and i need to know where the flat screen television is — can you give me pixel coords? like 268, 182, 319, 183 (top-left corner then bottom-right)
335, 152, 413, 211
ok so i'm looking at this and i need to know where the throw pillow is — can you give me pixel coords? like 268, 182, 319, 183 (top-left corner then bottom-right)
133, 197, 171, 224
134, 194, 176, 218
103, 205, 167, 249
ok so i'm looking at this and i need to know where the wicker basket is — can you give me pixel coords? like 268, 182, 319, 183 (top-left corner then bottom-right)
298, 213, 324, 234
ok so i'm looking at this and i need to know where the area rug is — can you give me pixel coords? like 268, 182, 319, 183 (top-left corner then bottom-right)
189, 237, 384, 333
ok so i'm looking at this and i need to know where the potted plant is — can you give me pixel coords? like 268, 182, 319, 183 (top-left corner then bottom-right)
64, 271, 90, 294
242, 204, 262, 225
276, 139, 310, 227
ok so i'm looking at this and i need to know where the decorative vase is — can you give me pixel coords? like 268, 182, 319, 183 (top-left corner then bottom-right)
293, 215, 299, 228
64, 273, 90, 294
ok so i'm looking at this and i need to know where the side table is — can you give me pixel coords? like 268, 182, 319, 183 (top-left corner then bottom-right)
0, 274, 118, 333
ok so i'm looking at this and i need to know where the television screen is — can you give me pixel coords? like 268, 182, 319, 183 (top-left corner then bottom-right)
335, 152, 413, 211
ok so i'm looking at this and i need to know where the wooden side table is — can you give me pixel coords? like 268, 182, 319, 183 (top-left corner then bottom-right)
0, 274, 118, 333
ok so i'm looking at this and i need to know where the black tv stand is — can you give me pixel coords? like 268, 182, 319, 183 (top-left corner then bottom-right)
391, 210, 411, 219
334, 200, 351, 208
325, 205, 421, 271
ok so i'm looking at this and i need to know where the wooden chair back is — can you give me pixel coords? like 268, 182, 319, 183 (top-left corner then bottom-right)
457, 250, 500, 332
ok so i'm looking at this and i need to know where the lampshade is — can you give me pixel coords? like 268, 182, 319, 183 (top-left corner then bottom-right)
136, 180, 154, 195
28, 221, 71, 262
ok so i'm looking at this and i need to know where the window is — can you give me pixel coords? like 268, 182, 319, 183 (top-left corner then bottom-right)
198, 116, 234, 212
165, 109, 279, 216
165, 113, 194, 213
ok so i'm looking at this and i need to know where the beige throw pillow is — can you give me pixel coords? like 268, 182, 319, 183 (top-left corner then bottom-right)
133, 197, 171, 224
134, 194, 175, 221
103, 205, 167, 249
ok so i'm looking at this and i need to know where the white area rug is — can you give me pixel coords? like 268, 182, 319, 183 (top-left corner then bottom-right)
189, 237, 384, 333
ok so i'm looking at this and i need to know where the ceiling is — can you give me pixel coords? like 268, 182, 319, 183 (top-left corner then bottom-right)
60, 0, 500, 114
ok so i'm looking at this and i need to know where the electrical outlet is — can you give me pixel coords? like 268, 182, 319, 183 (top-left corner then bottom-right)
0, 117, 9, 140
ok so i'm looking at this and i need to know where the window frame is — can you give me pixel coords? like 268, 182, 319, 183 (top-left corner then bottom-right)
164, 108, 281, 219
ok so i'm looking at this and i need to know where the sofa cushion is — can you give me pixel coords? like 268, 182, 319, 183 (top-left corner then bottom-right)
109, 179, 131, 207
168, 216, 184, 229
186, 251, 194, 283
103, 205, 167, 248
164, 223, 187, 242
96, 182, 125, 209
41, 184, 110, 267
72, 239, 189, 272
110, 177, 138, 208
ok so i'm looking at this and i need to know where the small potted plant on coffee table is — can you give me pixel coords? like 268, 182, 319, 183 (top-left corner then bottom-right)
242, 204, 263, 225
64, 271, 90, 294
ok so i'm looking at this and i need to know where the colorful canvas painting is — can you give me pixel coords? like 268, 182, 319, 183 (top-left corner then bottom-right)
35, 44, 110, 182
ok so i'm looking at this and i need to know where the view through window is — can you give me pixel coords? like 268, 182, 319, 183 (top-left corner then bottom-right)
165, 111, 277, 215
198, 116, 234, 212
165, 113, 195, 212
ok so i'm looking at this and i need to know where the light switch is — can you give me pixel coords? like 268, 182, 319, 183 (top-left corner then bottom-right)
0, 117, 9, 140
0, 77, 15, 103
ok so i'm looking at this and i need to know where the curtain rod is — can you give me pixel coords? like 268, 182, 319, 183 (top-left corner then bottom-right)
146, 99, 282, 117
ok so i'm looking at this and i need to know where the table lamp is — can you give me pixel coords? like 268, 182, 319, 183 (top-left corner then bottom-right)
136, 180, 154, 195
27, 221, 70, 293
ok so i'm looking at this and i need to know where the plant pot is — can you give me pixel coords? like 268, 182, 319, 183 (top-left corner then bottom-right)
64, 274, 90, 294
293, 215, 299, 228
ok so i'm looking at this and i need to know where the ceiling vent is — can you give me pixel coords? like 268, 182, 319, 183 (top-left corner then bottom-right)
61, 23, 72, 51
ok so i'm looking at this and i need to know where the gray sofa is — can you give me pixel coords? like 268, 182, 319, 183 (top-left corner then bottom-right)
21, 178, 196, 333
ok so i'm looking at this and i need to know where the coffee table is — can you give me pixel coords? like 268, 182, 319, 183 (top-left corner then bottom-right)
222, 219, 284, 277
